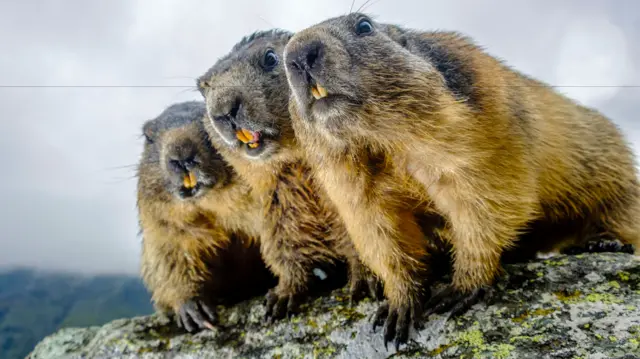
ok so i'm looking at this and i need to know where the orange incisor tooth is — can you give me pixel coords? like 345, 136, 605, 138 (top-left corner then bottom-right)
248, 142, 259, 149
311, 84, 328, 100
236, 128, 253, 143
183, 172, 197, 188
316, 84, 328, 98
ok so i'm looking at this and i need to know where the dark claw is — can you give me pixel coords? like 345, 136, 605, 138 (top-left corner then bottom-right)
394, 306, 410, 351
200, 302, 218, 327
271, 297, 287, 320
349, 279, 366, 305
367, 277, 384, 301
178, 298, 217, 333
264, 289, 302, 323
349, 276, 384, 306
371, 301, 416, 351
179, 305, 197, 333
264, 290, 280, 323
383, 309, 398, 350
423, 285, 487, 318
286, 295, 301, 317
371, 302, 389, 333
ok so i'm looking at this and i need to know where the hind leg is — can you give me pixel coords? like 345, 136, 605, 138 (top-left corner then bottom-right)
607, 222, 640, 256
601, 196, 640, 256
561, 236, 635, 255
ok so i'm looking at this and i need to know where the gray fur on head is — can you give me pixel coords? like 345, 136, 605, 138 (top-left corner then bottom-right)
138, 101, 232, 202
283, 12, 478, 146
197, 29, 295, 161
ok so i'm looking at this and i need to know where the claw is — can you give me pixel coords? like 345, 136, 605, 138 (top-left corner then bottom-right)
287, 295, 300, 316
394, 305, 410, 350
349, 275, 384, 306
177, 298, 218, 333
264, 289, 302, 323
369, 278, 384, 301
371, 302, 389, 333
178, 305, 197, 333
383, 309, 398, 350
371, 300, 416, 351
424, 285, 487, 318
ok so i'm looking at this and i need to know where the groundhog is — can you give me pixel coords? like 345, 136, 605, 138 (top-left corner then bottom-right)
283, 13, 640, 347
196, 29, 384, 321
136, 101, 275, 333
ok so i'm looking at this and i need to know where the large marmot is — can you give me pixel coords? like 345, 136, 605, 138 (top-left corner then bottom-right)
283, 13, 640, 347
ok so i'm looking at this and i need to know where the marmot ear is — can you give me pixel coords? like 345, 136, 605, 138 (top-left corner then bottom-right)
142, 121, 155, 143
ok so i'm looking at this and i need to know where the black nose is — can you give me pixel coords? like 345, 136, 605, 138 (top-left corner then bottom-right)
228, 97, 241, 120
289, 41, 324, 83
169, 153, 197, 173
214, 97, 242, 126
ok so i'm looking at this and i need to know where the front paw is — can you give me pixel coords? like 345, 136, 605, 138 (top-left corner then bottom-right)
423, 284, 490, 318
371, 301, 421, 351
175, 298, 217, 333
263, 289, 303, 323
349, 275, 383, 305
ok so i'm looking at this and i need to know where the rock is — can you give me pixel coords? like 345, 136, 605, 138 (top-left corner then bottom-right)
28, 252, 640, 359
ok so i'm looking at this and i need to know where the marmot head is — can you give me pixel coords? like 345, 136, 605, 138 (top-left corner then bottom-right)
197, 29, 295, 161
283, 13, 437, 145
138, 101, 234, 201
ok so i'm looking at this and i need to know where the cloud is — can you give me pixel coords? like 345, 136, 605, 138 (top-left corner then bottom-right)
0, 0, 637, 275
553, 17, 633, 106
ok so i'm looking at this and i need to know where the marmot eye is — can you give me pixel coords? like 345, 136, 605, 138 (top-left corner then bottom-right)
262, 49, 279, 71
355, 19, 373, 35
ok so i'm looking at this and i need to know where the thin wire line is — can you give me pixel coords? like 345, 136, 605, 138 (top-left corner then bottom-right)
1, 85, 639, 88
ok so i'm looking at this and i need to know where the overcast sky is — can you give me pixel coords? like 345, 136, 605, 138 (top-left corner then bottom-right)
0, 0, 638, 275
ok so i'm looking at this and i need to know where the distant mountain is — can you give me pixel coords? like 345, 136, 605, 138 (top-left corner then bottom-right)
0, 268, 154, 359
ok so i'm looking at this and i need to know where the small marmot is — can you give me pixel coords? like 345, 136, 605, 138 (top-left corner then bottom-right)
196, 29, 383, 321
136, 101, 275, 333
283, 13, 640, 347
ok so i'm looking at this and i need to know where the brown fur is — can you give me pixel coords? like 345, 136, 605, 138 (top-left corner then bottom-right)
284, 13, 640, 343
197, 30, 382, 318
136, 101, 275, 331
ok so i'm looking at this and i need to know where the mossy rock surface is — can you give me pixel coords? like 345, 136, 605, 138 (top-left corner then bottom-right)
28, 252, 640, 359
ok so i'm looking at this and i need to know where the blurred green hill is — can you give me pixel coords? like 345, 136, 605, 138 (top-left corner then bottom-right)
0, 268, 153, 359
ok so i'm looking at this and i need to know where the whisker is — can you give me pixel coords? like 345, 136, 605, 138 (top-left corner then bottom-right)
255, 13, 276, 28
361, 0, 382, 12
356, 0, 372, 13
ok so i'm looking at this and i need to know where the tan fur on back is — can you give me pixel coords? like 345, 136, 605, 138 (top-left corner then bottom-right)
284, 16, 640, 311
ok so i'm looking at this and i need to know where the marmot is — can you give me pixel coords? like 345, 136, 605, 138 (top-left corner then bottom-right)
196, 29, 383, 321
283, 13, 640, 347
136, 101, 275, 333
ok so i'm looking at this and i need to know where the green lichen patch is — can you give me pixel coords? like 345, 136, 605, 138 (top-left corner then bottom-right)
554, 289, 582, 303
511, 307, 557, 323
448, 327, 516, 359
584, 292, 624, 304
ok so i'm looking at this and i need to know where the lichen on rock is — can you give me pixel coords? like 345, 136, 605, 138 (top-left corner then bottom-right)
28, 252, 640, 359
